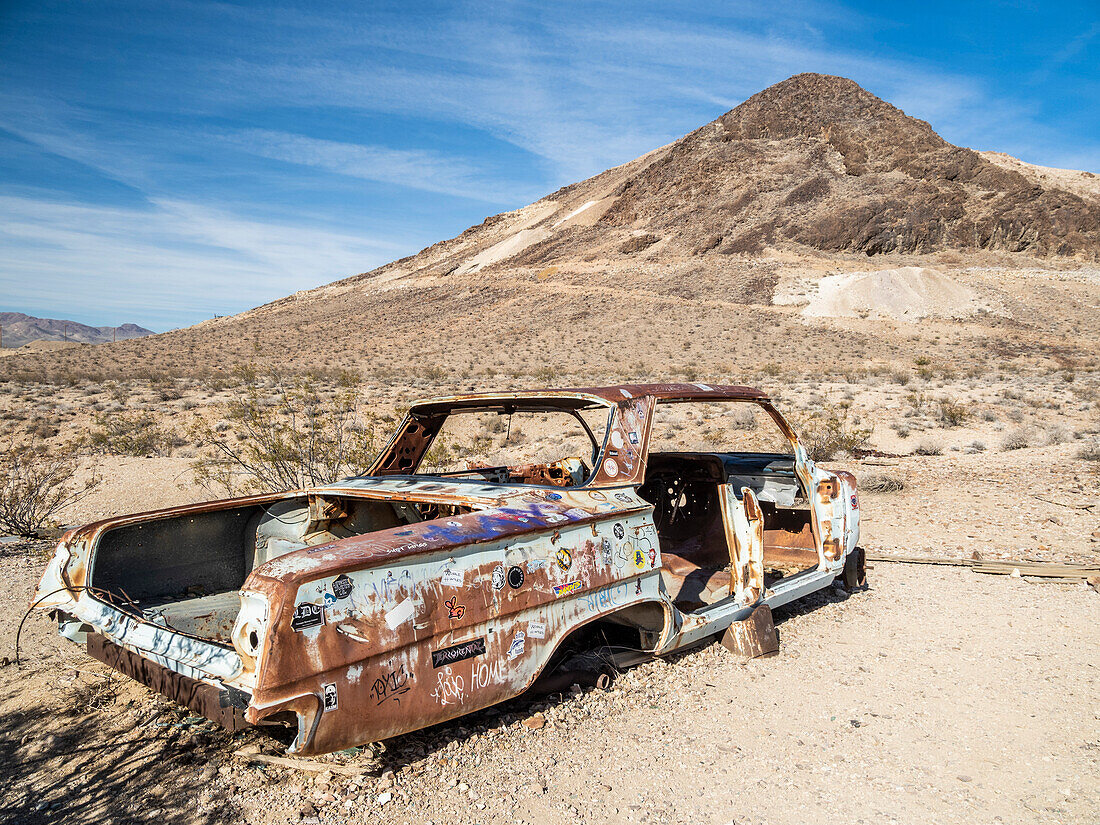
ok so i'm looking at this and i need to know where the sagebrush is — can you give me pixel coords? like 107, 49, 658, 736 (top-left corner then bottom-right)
0, 439, 98, 536
191, 367, 379, 494
796, 406, 871, 461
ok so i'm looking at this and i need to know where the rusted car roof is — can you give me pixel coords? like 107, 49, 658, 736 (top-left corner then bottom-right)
410, 383, 770, 413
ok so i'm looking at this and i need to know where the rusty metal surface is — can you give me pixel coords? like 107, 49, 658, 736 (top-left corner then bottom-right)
87, 633, 249, 731
33, 383, 861, 756
720, 604, 779, 660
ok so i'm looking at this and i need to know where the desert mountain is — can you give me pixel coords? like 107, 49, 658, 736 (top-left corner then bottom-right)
3, 73, 1098, 383
0, 312, 153, 349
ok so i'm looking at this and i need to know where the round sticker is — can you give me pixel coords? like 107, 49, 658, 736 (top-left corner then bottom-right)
602, 458, 619, 476
507, 566, 525, 588
633, 548, 646, 570
613, 523, 625, 539
555, 547, 573, 571
588, 490, 607, 502
491, 565, 506, 590
610, 431, 624, 449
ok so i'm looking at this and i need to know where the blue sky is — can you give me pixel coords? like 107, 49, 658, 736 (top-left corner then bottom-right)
1, 1, 1097, 331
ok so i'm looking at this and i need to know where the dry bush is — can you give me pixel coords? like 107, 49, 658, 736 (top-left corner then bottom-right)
1000, 426, 1033, 451
861, 471, 906, 492
1075, 440, 1100, 461
796, 406, 871, 461
936, 399, 972, 428
88, 412, 182, 457
0, 439, 98, 536
191, 367, 378, 495
913, 437, 943, 456
1043, 423, 1073, 445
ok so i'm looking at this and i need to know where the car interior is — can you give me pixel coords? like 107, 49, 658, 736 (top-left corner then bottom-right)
636, 402, 821, 611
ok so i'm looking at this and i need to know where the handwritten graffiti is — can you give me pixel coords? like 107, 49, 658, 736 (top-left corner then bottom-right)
444, 595, 466, 620
582, 582, 629, 613
361, 569, 414, 602
471, 657, 503, 691
369, 666, 411, 706
431, 666, 465, 706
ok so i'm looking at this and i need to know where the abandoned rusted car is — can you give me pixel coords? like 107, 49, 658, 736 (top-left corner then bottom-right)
34, 383, 863, 754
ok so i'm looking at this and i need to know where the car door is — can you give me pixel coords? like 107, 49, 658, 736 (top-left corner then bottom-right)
718, 483, 765, 606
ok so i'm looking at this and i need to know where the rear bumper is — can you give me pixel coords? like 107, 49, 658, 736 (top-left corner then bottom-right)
86, 633, 251, 732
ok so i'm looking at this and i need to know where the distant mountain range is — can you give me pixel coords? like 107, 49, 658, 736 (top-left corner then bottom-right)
0, 312, 154, 348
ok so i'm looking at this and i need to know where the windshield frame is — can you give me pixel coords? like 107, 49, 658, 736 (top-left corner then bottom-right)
366, 393, 618, 489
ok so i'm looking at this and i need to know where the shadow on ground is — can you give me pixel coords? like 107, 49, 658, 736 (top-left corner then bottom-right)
0, 664, 243, 825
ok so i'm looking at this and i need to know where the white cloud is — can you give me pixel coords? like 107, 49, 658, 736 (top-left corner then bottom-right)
0, 194, 403, 328
219, 129, 523, 202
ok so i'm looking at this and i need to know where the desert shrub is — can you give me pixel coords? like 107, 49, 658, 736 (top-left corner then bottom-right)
191, 367, 378, 495
861, 472, 906, 493
796, 406, 871, 461
936, 399, 972, 428
966, 440, 987, 452
89, 412, 181, 457
1075, 440, 1100, 461
913, 437, 943, 456
0, 439, 98, 535
1043, 423, 1073, 445
726, 405, 757, 430
1000, 426, 1033, 451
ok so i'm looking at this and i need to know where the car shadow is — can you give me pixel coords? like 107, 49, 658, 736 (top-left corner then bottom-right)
0, 667, 243, 825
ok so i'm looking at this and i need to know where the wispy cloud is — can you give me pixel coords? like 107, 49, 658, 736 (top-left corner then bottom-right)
219, 129, 526, 203
0, 195, 401, 329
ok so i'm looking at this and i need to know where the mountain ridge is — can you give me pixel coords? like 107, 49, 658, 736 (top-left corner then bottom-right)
2, 73, 1098, 381
0, 312, 154, 349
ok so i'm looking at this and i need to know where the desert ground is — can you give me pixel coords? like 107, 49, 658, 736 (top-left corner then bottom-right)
1, 333, 1098, 824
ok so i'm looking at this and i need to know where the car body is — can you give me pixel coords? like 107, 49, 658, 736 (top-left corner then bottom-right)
34, 383, 862, 755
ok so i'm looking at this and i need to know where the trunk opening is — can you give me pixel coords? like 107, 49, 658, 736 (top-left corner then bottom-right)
89, 493, 474, 644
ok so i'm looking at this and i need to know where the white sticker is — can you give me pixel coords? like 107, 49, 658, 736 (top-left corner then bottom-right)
322, 682, 338, 712
610, 431, 624, 449
441, 568, 463, 588
528, 620, 547, 639
384, 597, 414, 630
564, 507, 589, 519
508, 631, 526, 659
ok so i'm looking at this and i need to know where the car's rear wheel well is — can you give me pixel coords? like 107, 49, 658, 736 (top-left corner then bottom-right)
534, 599, 670, 686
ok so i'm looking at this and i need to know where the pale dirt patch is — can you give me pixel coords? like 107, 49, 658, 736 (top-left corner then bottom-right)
800, 266, 985, 320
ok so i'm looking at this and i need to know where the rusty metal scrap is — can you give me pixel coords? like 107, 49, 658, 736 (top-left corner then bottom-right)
33, 383, 863, 755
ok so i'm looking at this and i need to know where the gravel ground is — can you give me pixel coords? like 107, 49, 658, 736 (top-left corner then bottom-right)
1, 538, 1097, 825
